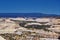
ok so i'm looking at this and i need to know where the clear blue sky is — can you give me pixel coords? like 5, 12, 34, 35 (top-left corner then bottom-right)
0, 0, 60, 15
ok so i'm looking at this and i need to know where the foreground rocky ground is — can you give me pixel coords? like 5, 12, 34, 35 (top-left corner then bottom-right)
0, 18, 60, 40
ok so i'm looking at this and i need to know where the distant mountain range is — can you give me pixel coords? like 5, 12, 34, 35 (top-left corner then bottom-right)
0, 13, 60, 18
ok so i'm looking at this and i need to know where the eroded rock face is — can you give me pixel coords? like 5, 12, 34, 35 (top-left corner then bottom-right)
0, 36, 6, 40
0, 18, 60, 40
0, 19, 20, 34
0, 19, 20, 30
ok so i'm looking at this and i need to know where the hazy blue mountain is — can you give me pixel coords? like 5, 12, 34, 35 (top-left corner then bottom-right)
0, 13, 60, 18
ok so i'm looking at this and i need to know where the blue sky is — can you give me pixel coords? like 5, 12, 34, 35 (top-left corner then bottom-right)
0, 0, 60, 15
